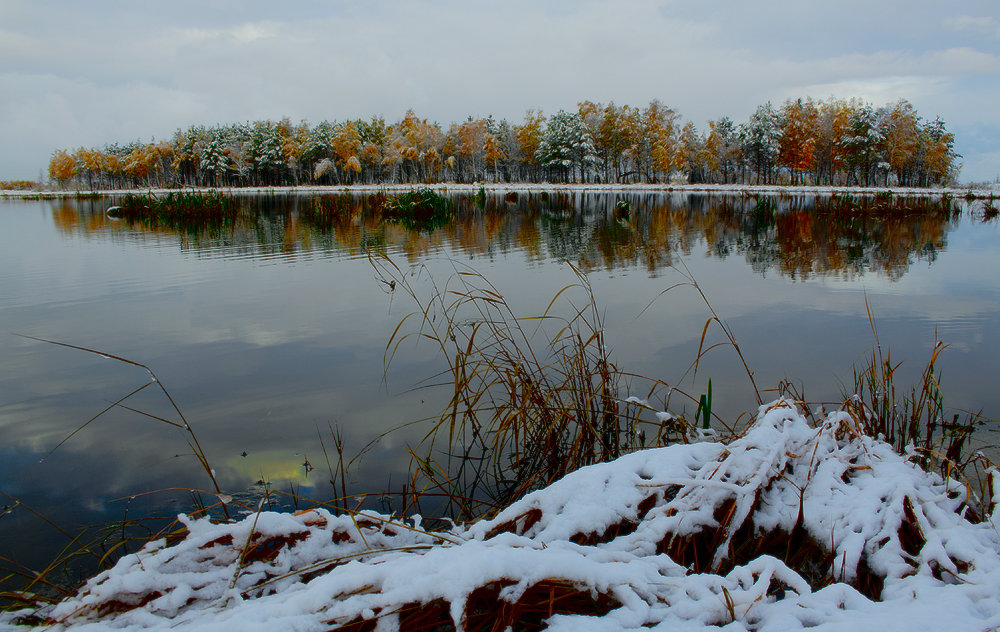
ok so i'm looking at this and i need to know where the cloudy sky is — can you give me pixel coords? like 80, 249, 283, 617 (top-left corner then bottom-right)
1, 0, 997, 182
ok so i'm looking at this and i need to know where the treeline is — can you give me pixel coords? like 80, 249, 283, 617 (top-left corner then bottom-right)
0, 180, 38, 191
47, 97, 958, 190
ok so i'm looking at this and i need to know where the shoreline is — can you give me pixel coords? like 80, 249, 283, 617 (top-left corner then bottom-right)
2, 182, 996, 199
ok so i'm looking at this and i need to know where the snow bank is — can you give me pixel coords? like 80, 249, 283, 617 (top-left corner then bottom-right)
5, 400, 999, 631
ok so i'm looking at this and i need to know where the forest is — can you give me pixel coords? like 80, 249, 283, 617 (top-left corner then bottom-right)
46, 97, 959, 191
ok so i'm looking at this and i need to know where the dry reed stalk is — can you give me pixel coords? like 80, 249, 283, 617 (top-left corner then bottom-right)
371, 253, 693, 515
1, 336, 234, 610
843, 298, 988, 480
14, 335, 226, 512
642, 260, 762, 406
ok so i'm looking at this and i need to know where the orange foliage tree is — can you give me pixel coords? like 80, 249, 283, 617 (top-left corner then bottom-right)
779, 98, 819, 184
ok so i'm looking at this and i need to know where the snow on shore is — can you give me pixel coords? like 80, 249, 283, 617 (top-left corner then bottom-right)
1, 183, 994, 199
4, 400, 999, 631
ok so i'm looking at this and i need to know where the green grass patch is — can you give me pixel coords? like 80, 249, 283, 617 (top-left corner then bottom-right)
111, 192, 237, 219
107, 192, 242, 234
380, 188, 453, 232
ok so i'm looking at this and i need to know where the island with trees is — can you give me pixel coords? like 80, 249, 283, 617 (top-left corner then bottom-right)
45, 97, 959, 191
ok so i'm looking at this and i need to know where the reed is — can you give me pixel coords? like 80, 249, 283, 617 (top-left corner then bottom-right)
0, 491, 199, 617
14, 336, 226, 507
843, 302, 989, 482
371, 254, 709, 518
829, 301, 995, 528
379, 188, 453, 232
108, 191, 240, 225
644, 260, 762, 408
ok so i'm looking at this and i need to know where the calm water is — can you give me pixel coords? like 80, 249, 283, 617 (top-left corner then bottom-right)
1, 190, 998, 588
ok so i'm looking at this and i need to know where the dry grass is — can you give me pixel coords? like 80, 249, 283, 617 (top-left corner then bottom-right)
843, 299, 989, 483
371, 254, 995, 524
0, 498, 192, 616
371, 254, 704, 518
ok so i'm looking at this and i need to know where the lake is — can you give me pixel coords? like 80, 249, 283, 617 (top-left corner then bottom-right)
1, 189, 998, 592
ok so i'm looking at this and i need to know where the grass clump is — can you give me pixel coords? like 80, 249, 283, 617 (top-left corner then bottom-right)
11, 193, 57, 200
109, 191, 239, 222
380, 188, 453, 232
843, 309, 989, 483
372, 255, 698, 519
106, 191, 243, 236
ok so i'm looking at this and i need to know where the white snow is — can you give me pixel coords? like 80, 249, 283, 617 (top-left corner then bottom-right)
3, 400, 998, 631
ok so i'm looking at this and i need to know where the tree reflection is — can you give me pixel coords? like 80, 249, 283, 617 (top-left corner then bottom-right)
50, 192, 963, 281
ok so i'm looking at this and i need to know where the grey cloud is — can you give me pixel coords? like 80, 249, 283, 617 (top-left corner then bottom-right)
1, 0, 997, 181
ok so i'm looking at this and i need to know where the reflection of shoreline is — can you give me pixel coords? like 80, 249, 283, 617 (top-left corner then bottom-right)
4, 182, 995, 199
46, 192, 964, 281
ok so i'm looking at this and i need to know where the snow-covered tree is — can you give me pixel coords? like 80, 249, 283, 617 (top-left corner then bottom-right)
920, 117, 957, 186
535, 110, 599, 182
741, 102, 783, 184
838, 104, 884, 186
246, 121, 286, 185
705, 117, 741, 184
199, 129, 230, 187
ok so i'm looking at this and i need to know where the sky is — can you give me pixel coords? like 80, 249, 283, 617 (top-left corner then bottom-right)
1, 0, 998, 183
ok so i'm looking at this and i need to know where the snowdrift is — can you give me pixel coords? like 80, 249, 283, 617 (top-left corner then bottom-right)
8, 400, 1000, 631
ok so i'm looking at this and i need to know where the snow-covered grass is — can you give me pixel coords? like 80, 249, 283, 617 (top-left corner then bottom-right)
5, 400, 998, 631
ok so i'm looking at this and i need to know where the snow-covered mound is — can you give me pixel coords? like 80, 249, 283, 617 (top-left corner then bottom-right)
8, 400, 1000, 631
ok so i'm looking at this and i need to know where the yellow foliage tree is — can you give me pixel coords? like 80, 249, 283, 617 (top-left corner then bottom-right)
779, 98, 819, 183
516, 110, 546, 176
48, 149, 77, 186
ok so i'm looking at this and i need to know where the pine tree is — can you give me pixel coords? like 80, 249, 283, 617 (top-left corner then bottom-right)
741, 102, 783, 184
199, 129, 229, 187
535, 110, 599, 182
838, 104, 883, 186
